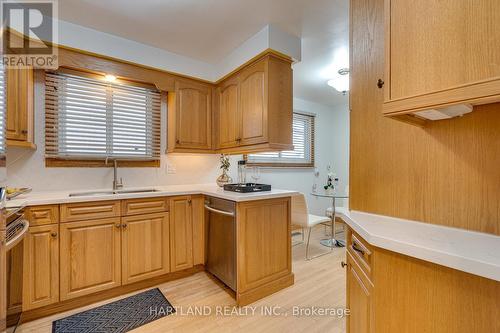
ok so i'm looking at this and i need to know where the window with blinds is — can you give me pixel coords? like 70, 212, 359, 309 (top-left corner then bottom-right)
45, 71, 161, 161
0, 65, 6, 156
246, 112, 315, 167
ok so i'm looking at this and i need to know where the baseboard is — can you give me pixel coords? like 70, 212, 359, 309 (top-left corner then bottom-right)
20, 265, 204, 324
236, 273, 294, 306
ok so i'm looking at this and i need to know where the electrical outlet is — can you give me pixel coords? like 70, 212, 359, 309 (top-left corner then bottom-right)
167, 164, 176, 174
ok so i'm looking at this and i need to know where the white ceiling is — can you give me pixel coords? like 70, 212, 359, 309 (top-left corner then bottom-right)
59, 0, 349, 107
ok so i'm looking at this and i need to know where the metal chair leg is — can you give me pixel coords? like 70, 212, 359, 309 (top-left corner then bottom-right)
301, 227, 305, 241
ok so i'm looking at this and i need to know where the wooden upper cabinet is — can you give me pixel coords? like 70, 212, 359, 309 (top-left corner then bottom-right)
169, 196, 193, 272
23, 224, 59, 310
215, 53, 293, 154
6, 68, 35, 148
59, 218, 122, 300
239, 60, 267, 146
121, 212, 170, 285
168, 79, 212, 152
217, 76, 240, 148
383, 0, 500, 124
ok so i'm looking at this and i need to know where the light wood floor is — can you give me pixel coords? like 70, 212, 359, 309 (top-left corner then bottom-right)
14, 225, 347, 333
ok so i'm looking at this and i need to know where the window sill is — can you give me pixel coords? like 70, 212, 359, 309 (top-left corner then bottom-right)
245, 162, 315, 168
45, 158, 160, 168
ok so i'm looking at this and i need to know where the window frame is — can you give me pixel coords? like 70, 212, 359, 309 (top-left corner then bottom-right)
245, 111, 315, 168
44, 68, 162, 168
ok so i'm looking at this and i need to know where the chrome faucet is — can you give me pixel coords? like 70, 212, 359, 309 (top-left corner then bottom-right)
106, 157, 123, 190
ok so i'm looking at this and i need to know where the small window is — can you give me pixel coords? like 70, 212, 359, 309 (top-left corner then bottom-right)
0, 65, 5, 156
246, 112, 315, 167
45, 70, 161, 164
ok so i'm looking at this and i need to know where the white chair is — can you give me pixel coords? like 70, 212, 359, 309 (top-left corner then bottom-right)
291, 194, 332, 260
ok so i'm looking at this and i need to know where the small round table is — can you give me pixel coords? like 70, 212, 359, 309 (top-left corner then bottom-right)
310, 191, 349, 248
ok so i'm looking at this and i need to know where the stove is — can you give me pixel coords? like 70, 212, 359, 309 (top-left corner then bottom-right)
223, 183, 271, 193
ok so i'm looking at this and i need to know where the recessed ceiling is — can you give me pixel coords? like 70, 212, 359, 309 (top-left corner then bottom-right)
59, 0, 349, 107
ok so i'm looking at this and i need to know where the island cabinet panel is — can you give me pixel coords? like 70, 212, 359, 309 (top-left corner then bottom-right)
121, 212, 170, 285
169, 196, 194, 272
59, 218, 122, 300
236, 197, 293, 305
23, 224, 59, 310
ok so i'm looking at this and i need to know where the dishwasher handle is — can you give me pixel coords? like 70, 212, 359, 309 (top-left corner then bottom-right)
205, 204, 235, 217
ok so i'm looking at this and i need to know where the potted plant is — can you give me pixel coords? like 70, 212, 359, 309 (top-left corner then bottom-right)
216, 154, 233, 187
324, 173, 335, 194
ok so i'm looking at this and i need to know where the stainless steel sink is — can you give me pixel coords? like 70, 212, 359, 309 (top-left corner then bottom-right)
69, 188, 159, 197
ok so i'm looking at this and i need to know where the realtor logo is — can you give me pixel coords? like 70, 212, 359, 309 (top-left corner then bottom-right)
1, 0, 58, 68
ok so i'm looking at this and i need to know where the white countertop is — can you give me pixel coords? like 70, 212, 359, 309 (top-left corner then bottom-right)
337, 208, 500, 282
6, 184, 298, 208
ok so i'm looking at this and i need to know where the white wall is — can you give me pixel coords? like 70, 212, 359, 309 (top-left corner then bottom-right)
6, 91, 349, 216
225, 98, 350, 215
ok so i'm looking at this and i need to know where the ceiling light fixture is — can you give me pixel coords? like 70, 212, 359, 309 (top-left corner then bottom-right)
104, 74, 117, 82
327, 68, 350, 95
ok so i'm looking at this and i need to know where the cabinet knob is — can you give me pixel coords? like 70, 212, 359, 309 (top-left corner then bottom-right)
188, 199, 192, 205
115, 223, 121, 229
377, 79, 385, 89
176, 139, 180, 144
122, 224, 127, 229
341, 261, 347, 268
50, 232, 58, 238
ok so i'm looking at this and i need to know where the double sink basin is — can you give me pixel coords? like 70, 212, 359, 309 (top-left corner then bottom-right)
69, 188, 159, 197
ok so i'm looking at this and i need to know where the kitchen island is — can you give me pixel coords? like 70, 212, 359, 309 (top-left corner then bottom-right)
7, 184, 297, 323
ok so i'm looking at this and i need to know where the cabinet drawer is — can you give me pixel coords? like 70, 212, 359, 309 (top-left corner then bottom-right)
26, 205, 59, 226
122, 197, 169, 216
60, 201, 121, 223
347, 229, 373, 279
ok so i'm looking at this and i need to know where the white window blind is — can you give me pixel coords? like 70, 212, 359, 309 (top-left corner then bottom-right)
0, 66, 6, 155
247, 112, 315, 166
45, 71, 161, 160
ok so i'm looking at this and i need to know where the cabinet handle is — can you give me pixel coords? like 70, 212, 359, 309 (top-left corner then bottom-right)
351, 243, 365, 255
377, 79, 385, 89
115, 223, 121, 229
50, 232, 58, 238
341, 261, 347, 268
188, 199, 192, 205
122, 224, 127, 229
21, 130, 28, 134
176, 139, 180, 144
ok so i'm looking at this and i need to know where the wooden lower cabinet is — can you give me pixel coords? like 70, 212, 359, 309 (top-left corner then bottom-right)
169, 197, 194, 272
59, 218, 122, 301
23, 225, 59, 310
345, 227, 500, 333
121, 213, 170, 285
346, 251, 372, 333
236, 197, 293, 305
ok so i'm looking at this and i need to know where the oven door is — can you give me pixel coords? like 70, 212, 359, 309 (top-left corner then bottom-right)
5, 215, 29, 329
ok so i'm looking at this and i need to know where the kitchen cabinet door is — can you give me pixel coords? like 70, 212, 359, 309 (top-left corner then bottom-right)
169, 196, 193, 272
238, 59, 268, 146
6, 68, 35, 148
121, 212, 170, 285
217, 76, 241, 148
383, 0, 500, 122
23, 224, 59, 310
60, 218, 121, 300
171, 80, 212, 151
346, 252, 372, 333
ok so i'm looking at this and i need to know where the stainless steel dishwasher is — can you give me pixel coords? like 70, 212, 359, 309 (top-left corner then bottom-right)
205, 196, 236, 291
